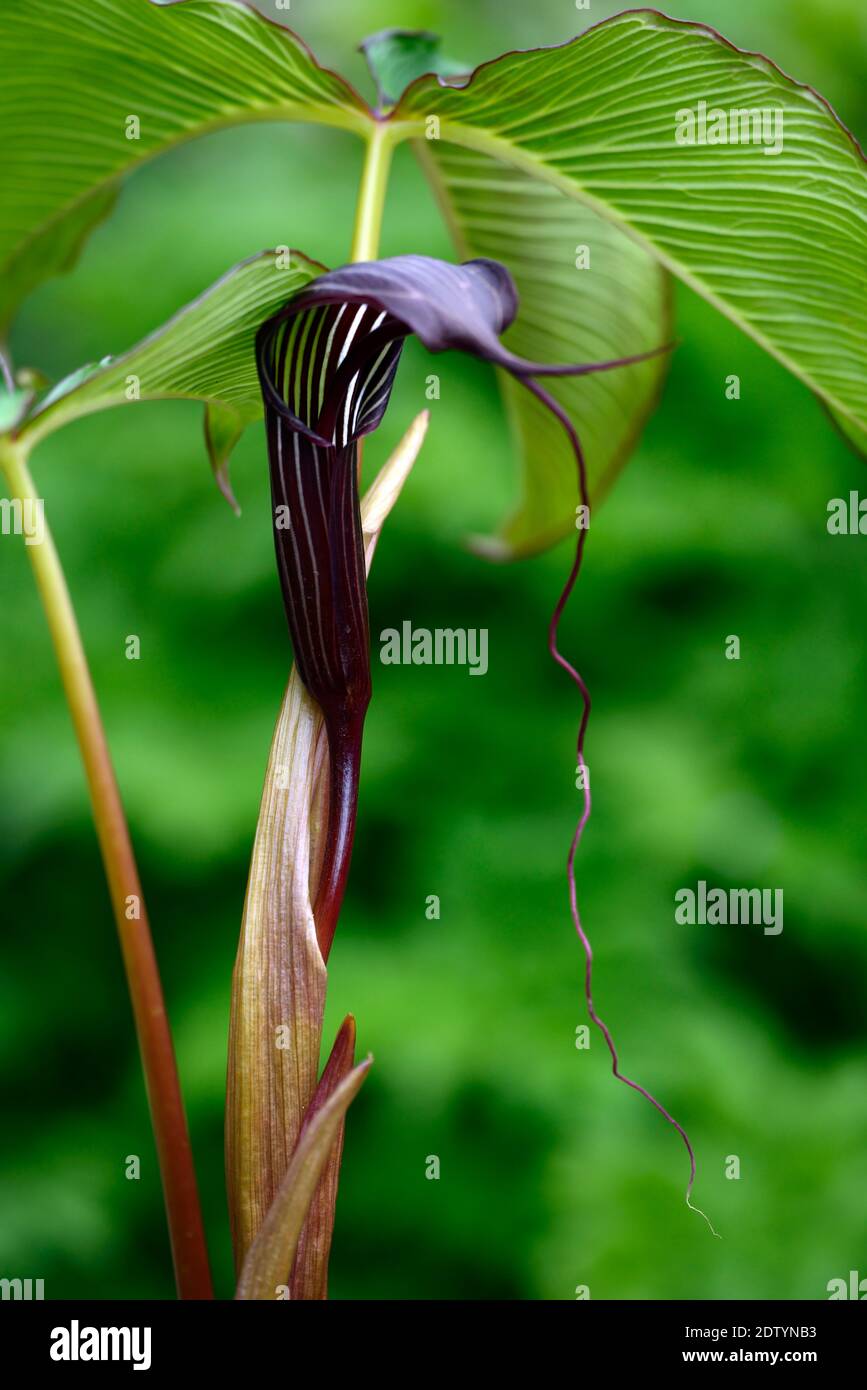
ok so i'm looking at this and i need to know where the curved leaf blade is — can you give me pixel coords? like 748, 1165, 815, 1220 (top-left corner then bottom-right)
0, 187, 119, 338
828, 405, 867, 460
417, 141, 672, 555
17, 249, 324, 491
0, 0, 371, 329
394, 11, 867, 443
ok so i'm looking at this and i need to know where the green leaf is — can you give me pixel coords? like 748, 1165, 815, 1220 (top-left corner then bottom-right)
0, 386, 33, 435
0, 0, 371, 329
394, 11, 867, 512
36, 357, 115, 413
204, 401, 247, 513
360, 29, 468, 108
418, 141, 672, 556
0, 188, 119, 337
828, 405, 867, 460
235, 1048, 372, 1301
18, 249, 324, 497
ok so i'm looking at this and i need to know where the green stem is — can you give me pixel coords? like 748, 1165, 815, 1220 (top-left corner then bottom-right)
349, 124, 394, 485
0, 437, 213, 1301
350, 124, 395, 263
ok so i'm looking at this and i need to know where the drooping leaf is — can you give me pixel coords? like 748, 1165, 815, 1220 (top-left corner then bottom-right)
417, 142, 672, 554
17, 250, 324, 497
235, 1049, 372, 1301
7, 6, 864, 559
0, 0, 371, 328
360, 28, 467, 108
0, 187, 119, 338
226, 413, 427, 1280
365, 29, 668, 555
392, 11, 867, 519
204, 401, 247, 514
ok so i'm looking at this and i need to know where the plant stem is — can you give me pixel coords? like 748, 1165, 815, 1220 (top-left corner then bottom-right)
349, 125, 394, 483
0, 438, 213, 1300
349, 125, 395, 263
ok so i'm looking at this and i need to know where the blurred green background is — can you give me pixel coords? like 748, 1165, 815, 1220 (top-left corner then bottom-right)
1, 0, 866, 1300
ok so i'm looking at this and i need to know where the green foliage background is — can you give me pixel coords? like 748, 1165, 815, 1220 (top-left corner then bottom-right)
1, 0, 865, 1299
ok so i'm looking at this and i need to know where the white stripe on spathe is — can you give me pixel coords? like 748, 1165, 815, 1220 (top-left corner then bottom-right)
337, 304, 368, 367
318, 303, 346, 414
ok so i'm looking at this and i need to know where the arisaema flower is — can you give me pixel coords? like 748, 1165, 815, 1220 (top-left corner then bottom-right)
256, 253, 666, 960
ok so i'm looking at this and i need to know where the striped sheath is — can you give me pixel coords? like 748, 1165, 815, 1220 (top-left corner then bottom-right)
257, 298, 405, 961
256, 255, 671, 961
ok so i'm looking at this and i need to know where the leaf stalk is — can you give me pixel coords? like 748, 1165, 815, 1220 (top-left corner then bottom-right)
0, 436, 213, 1300
350, 124, 396, 262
